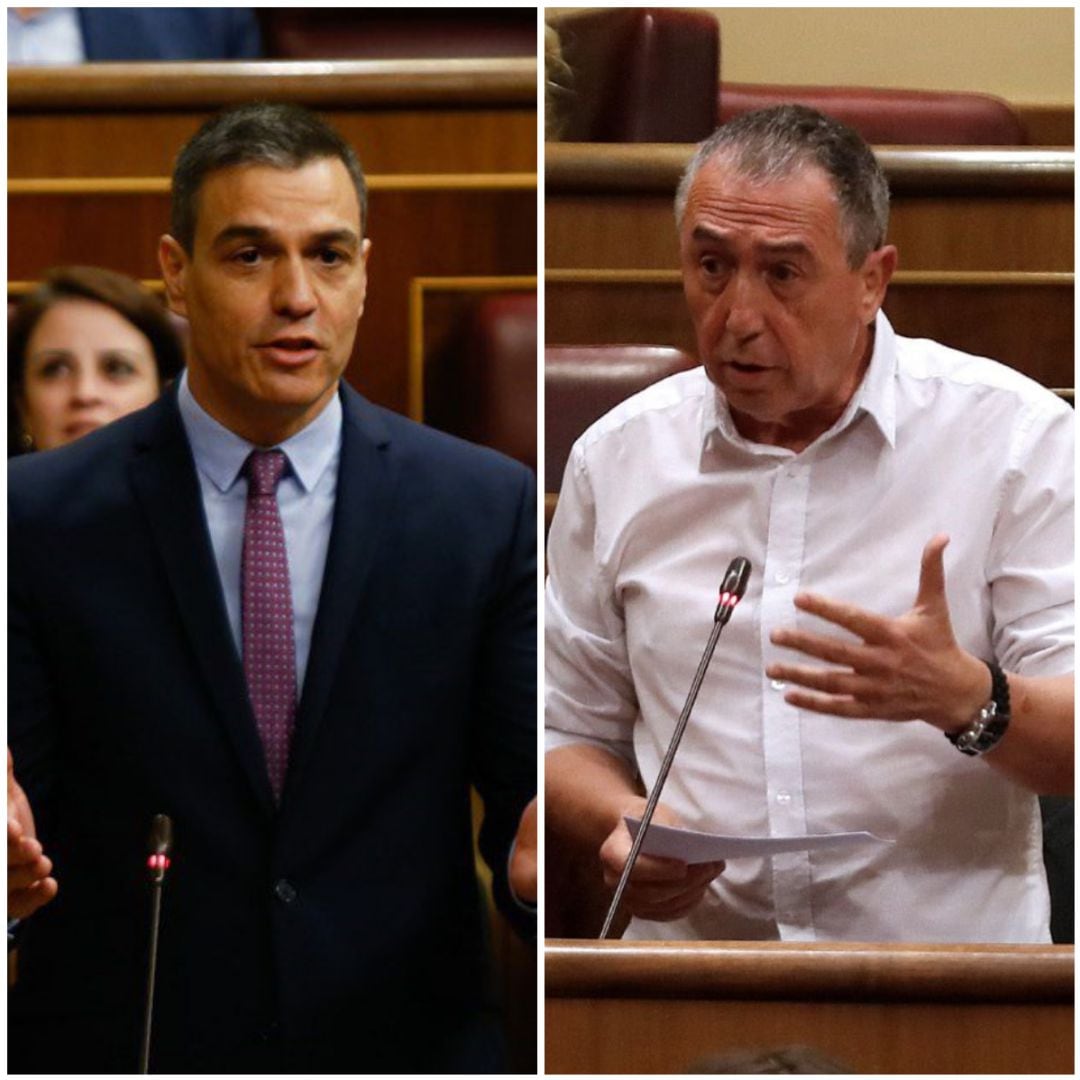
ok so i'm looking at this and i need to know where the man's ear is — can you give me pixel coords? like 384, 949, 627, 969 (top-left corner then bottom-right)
158, 235, 189, 319
355, 238, 372, 324
858, 244, 897, 323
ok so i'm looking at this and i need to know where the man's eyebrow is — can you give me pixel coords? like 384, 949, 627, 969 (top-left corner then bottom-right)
309, 228, 361, 249
212, 224, 270, 248
689, 226, 812, 259
211, 225, 361, 249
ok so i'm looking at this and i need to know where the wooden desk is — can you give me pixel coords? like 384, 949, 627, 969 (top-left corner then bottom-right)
546, 939, 1074, 1074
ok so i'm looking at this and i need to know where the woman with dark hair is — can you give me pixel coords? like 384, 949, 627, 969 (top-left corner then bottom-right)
9, 265, 185, 454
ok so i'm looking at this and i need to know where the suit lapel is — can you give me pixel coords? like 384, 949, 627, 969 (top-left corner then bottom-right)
288, 387, 398, 785
128, 393, 275, 816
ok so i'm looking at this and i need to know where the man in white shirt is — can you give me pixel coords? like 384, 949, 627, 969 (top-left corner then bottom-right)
545, 105, 1073, 943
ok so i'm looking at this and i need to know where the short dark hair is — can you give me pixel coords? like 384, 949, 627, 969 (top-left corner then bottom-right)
675, 105, 890, 268
8, 265, 186, 455
170, 102, 368, 253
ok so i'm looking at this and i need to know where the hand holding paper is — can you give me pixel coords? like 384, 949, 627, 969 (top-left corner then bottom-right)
600, 797, 726, 922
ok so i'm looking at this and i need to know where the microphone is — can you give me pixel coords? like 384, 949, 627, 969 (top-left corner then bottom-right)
599, 557, 752, 940
140, 814, 173, 1073
714, 556, 752, 626
147, 814, 173, 882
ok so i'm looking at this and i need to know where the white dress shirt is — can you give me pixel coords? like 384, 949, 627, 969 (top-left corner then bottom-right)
545, 312, 1073, 943
177, 373, 341, 694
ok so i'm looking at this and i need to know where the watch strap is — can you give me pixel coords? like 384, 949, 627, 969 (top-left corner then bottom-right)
945, 661, 1011, 757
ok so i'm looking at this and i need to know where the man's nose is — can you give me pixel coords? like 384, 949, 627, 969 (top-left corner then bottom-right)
723, 272, 766, 344
271, 257, 317, 317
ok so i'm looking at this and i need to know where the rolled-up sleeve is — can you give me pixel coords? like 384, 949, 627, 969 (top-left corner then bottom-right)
989, 397, 1074, 677
545, 444, 638, 765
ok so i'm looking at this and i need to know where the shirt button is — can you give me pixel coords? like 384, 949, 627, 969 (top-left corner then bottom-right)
776, 791, 793, 805
775, 570, 790, 584
770, 679, 787, 691
273, 878, 297, 905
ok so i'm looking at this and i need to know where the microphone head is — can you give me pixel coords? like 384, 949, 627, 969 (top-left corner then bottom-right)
715, 557, 752, 624
721, 557, 752, 601
149, 814, 173, 857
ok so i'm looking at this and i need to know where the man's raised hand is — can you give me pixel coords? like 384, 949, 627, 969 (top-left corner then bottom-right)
766, 534, 991, 733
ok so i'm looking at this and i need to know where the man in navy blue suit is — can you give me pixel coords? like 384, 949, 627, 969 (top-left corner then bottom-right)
8, 103, 536, 1073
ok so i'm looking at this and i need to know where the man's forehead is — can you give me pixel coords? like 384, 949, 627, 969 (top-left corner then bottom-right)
684, 159, 842, 245
196, 160, 361, 234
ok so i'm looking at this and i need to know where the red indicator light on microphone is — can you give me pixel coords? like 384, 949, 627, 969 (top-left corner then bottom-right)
718, 590, 739, 608
147, 854, 171, 871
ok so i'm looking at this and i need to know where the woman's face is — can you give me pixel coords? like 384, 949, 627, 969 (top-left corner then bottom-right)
20, 298, 162, 451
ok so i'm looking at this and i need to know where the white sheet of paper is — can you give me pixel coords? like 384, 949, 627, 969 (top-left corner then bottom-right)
625, 816, 892, 864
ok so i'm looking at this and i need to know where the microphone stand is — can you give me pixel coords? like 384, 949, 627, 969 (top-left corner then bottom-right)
139, 815, 173, 1074
599, 559, 750, 940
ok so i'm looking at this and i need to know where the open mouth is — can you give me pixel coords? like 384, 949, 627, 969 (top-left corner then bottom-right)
264, 337, 319, 351
257, 338, 322, 364
728, 361, 770, 374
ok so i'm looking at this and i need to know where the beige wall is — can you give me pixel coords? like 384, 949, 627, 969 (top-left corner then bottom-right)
550, 8, 1073, 106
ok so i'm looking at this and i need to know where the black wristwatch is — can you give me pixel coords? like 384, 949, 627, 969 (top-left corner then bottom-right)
945, 661, 1011, 757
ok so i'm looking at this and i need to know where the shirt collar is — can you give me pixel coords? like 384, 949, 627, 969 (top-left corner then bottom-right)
177, 370, 342, 494
701, 309, 898, 455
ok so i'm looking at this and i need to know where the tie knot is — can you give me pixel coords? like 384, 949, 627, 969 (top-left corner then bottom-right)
245, 449, 288, 497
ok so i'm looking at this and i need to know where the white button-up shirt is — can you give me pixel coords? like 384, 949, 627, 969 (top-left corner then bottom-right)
545, 312, 1073, 943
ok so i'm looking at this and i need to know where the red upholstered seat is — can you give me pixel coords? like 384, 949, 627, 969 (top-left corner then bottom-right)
425, 293, 537, 472
549, 8, 719, 142
550, 8, 1028, 145
719, 82, 1027, 146
545, 344, 698, 492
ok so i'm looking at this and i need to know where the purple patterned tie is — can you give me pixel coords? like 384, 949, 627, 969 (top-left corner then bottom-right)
242, 449, 296, 802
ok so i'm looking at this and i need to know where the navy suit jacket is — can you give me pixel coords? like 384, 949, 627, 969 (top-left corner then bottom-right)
78, 8, 261, 61
8, 384, 536, 1073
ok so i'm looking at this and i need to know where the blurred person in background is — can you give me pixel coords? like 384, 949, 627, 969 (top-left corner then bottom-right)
8, 7, 260, 65
9, 266, 185, 455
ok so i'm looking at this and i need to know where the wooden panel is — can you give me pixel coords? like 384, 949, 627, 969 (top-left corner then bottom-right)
547, 997, 1072, 1074
545, 272, 1074, 388
1016, 103, 1075, 147
8, 184, 536, 415
8, 60, 537, 177
11, 110, 536, 179
547, 192, 1073, 273
545, 940, 1074, 1074
546, 144, 1074, 273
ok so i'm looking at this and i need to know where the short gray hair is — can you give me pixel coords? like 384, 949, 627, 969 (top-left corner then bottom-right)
675, 105, 890, 268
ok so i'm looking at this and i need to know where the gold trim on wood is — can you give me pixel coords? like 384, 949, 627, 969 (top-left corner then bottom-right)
9, 174, 536, 196
407, 275, 537, 422
9, 279, 164, 295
